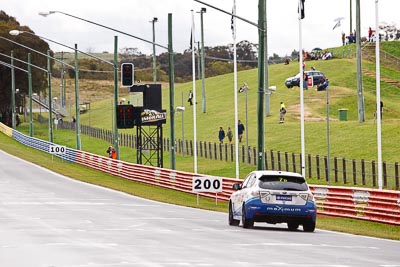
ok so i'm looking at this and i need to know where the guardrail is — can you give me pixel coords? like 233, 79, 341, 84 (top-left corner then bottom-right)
1, 123, 399, 226
51, 120, 400, 190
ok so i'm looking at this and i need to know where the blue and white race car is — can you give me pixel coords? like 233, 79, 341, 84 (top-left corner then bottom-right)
229, 170, 317, 232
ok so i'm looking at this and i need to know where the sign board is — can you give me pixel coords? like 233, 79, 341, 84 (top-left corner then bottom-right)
49, 145, 66, 155
192, 177, 223, 193
141, 109, 167, 125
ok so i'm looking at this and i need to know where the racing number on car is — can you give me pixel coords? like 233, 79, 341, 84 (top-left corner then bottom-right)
49, 145, 67, 155
192, 177, 223, 193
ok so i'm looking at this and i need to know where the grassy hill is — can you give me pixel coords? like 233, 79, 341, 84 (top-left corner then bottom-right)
41, 43, 400, 174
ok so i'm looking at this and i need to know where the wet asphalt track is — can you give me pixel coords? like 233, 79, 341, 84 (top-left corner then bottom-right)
0, 150, 399, 267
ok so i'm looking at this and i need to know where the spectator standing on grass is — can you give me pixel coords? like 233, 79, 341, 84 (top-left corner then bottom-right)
342, 32, 346, 46
303, 72, 309, 90
218, 127, 225, 144
226, 127, 233, 143
279, 102, 287, 124
374, 101, 384, 122
187, 90, 193, 106
368, 27, 373, 42
16, 114, 20, 127
237, 120, 245, 142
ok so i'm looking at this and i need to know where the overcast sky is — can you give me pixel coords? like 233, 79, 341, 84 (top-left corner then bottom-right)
2, 0, 399, 57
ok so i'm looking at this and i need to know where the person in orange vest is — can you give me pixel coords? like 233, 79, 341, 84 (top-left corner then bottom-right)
111, 147, 117, 159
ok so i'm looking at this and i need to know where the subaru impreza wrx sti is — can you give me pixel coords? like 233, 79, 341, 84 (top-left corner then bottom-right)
228, 170, 317, 232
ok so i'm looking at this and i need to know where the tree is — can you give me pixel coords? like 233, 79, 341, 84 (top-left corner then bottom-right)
0, 11, 51, 125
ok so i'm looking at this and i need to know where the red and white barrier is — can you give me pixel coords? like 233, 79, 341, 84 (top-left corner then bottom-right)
75, 151, 400, 226
2, 122, 398, 226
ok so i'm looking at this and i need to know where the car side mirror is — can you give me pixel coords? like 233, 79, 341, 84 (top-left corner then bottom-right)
232, 183, 242, 190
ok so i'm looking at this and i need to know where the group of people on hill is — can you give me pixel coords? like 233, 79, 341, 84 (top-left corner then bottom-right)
342, 27, 377, 45
217, 120, 245, 144
301, 49, 333, 61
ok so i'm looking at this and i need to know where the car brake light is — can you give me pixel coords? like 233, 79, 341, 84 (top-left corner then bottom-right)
300, 193, 314, 202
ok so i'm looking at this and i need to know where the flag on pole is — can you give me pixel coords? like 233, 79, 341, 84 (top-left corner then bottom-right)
298, 0, 305, 19
189, 31, 193, 50
231, 1, 236, 39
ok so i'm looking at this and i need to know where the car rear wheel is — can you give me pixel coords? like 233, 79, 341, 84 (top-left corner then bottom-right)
287, 222, 299, 231
303, 221, 316, 232
242, 205, 254, 229
229, 202, 240, 226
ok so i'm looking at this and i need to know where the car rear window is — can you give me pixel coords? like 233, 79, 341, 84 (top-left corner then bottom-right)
258, 175, 308, 191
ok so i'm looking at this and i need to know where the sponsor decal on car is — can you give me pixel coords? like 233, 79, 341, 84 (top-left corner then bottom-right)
266, 206, 302, 212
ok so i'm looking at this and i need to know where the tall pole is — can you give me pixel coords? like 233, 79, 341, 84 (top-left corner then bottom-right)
151, 17, 157, 84
113, 36, 120, 159
168, 13, 176, 170
191, 10, 198, 173
28, 53, 33, 137
63, 54, 66, 108
59, 52, 63, 108
47, 50, 54, 143
74, 44, 81, 150
298, 0, 306, 177
256, 0, 265, 170
232, 0, 239, 179
263, 0, 268, 169
356, 0, 365, 122
245, 88, 249, 164
264, 0, 270, 118
350, 0, 353, 34
11, 51, 16, 129
200, 8, 206, 113
197, 42, 201, 80
181, 92, 184, 157
326, 84, 331, 184
60, 51, 65, 107
375, 0, 383, 190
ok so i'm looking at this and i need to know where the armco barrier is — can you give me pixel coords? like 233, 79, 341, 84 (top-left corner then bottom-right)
312, 185, 400, 225
1, 123, 399, 226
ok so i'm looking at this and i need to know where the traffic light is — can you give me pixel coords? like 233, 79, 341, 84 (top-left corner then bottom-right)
132, 107, 143, 126
116, 105, 134, 129
121, 63, 134, 87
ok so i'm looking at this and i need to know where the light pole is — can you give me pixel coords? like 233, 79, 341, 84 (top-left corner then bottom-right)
375, 0, 383, 190
256, 0, 266, 170
198, 7, 206, 113
356, 0, 365, 122
39, 10, 176, 169
11, 51, 16, 129
326, 84, 331, 184
47, 50, 54, 143
150, 17, 158, 84
28, 53, 33, 136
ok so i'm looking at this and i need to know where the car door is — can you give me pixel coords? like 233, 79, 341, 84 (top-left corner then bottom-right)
231, 172, 256, 215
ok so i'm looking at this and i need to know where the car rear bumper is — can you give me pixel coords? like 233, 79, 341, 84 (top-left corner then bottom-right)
245, 199, 317, 223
